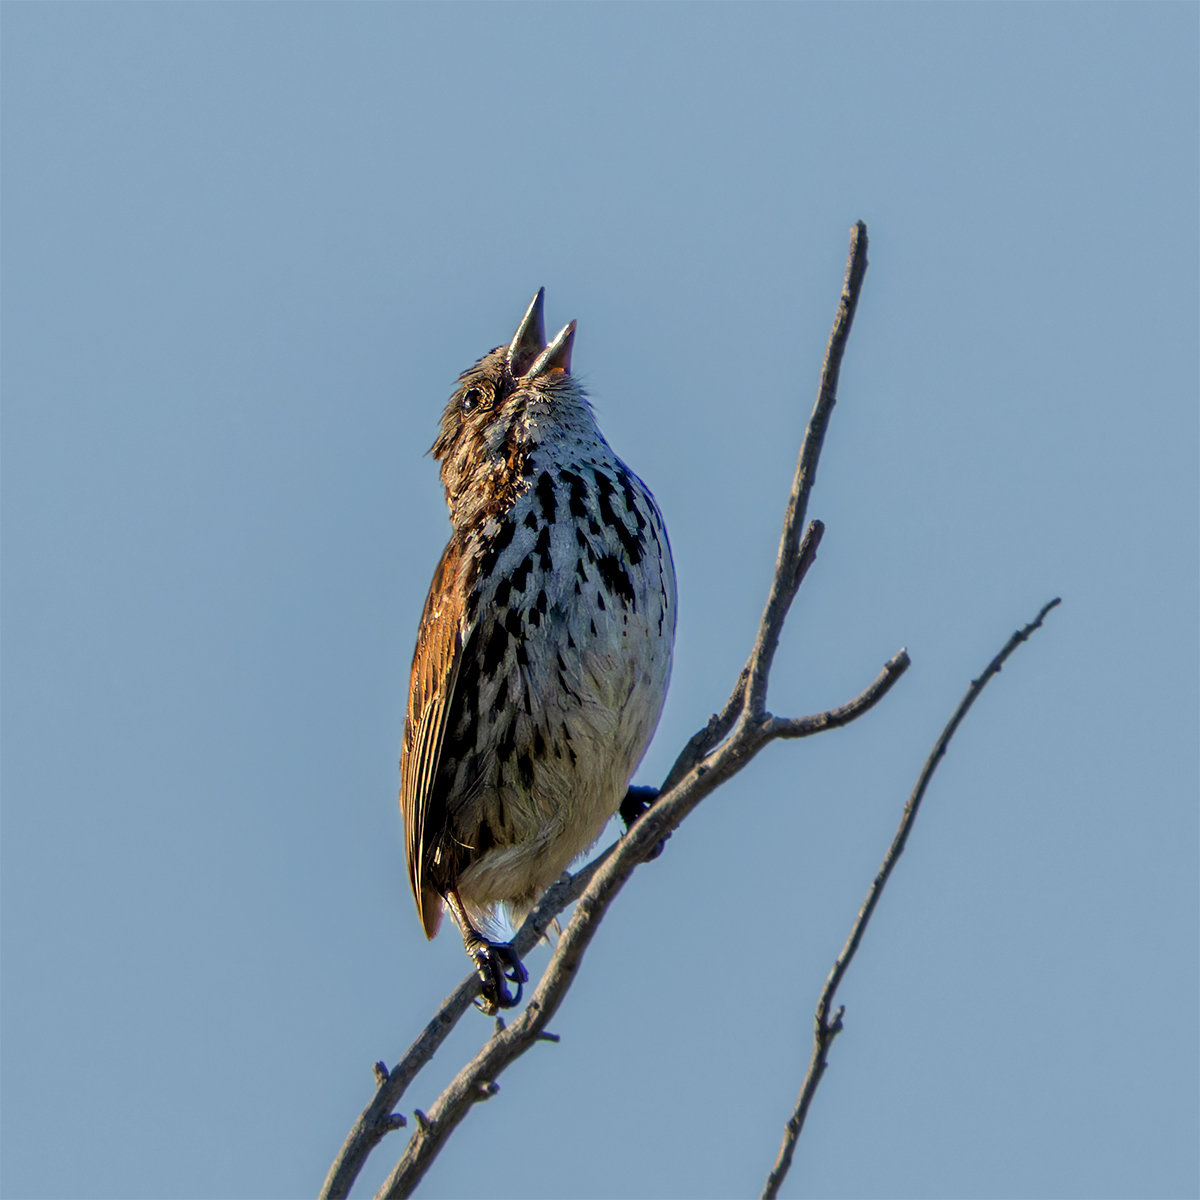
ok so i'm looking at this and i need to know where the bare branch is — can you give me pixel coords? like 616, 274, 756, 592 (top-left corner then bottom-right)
761, 597, 1062, 1200
323, 222, 894, 1200
746, 221, 869, 718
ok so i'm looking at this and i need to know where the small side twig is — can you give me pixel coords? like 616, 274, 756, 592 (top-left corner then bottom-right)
760, 596, 1062, 1200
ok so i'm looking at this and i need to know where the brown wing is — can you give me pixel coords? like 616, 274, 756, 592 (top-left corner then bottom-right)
400, 540, 467, 939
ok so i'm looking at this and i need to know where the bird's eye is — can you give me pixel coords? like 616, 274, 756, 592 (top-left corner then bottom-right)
461, 387, 485, 415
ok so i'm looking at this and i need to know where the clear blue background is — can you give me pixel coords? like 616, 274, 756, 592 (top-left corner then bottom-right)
3, 5, 1196, 1199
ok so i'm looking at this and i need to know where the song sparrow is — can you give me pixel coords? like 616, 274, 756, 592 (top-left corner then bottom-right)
400, 290, 676, 1014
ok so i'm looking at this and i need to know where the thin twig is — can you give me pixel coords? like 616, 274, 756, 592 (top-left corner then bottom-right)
760, 597, 1062, 1200
746, 221, 869, 719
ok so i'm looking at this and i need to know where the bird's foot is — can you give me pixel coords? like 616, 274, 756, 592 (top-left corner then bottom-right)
466, 937, 528, 1016
445, 890, 529, 1016
619, 786, 669, 860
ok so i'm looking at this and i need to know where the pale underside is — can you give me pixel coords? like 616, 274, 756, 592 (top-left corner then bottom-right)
401, 421, 676, 938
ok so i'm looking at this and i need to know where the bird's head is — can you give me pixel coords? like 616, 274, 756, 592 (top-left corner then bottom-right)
431, 289, 588, 528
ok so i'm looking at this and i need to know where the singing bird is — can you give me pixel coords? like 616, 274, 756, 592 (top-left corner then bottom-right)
400, 290, 676, 1013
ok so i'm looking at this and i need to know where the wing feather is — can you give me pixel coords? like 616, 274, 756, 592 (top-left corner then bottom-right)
400, 541, 467, 939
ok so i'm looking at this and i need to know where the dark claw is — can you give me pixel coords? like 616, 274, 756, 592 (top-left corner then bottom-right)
468, 939, 528, 1016
619, 785, 670, 860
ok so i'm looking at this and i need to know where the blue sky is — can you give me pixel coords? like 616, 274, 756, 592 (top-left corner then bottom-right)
2, 5, 1196, 1199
